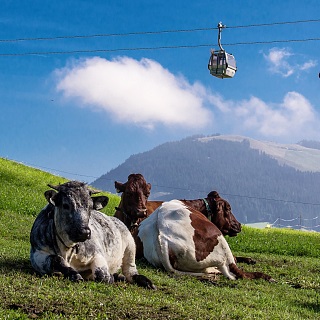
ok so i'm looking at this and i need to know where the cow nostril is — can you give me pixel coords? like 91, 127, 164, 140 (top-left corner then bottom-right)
83, 227, 91, 239
136, 209, 147, 218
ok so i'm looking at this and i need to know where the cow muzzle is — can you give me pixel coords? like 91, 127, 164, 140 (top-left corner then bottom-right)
135, 209, 148, 218
77, 227, 91, 241
229, 222, 242, 237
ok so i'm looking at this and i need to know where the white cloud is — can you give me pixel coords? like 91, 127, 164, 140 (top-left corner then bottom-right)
267, 48, 292, 66
56, 56, 212, 129
55, 56, 319, 142
219, 92, 318, 140
263, 47, 317, 78
263, 48, 294, 77
300, 60, 317, 71
201, 89, 319, 141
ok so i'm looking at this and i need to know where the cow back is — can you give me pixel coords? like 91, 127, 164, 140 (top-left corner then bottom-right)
138, 200, 225, 272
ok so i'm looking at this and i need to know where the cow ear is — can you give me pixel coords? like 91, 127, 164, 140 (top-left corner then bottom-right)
207, 191, 220, 200
44, 190, 57, 205
92, 196, 109, 210
114, 181, 125, 193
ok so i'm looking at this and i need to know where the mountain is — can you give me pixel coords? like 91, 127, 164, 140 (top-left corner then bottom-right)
206, 135, 320, 173
92, 135, 320, 230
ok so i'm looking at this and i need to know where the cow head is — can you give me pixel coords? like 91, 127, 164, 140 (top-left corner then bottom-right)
206, 191, 241, 237
45, 181, 109, 245
115, 174, 151, 228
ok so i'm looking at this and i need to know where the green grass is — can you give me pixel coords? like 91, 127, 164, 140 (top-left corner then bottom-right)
0, 157, 118, 217
0, 157, 320, 319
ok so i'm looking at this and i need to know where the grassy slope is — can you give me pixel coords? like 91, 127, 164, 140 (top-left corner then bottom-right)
0, 157, 319, 319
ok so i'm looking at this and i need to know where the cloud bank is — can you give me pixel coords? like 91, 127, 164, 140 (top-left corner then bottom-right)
226, 92, 318, 140
56, 56, 319, 142
56, 56, 212, 129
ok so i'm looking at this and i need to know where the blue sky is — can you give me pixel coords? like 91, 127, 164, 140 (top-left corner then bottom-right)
1, 1, 320, 182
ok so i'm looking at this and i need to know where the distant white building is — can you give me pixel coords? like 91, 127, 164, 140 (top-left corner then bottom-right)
245, 222, 271, 229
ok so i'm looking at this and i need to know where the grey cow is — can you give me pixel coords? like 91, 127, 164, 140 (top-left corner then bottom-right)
30, 181, 155, 289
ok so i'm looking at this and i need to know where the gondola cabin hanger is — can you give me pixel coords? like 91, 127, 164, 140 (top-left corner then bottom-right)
208, 22, 237, 79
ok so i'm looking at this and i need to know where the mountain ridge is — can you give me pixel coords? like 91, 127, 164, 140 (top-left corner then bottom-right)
197, 135, 320, 173
92, 135, 320, 230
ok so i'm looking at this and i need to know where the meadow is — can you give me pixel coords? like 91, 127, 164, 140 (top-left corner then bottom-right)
0, 157, 319, 319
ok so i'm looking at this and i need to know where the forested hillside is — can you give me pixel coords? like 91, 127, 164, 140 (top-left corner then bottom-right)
92, 135, 320, 229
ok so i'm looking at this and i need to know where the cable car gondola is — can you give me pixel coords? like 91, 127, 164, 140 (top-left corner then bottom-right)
208, 22, 237, 79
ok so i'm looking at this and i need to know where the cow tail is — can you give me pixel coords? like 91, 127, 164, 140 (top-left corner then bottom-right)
156, 213, 208, 277
157, 231, 177, 274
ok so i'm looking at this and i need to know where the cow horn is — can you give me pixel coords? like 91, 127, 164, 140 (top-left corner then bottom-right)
47, 183, 60, 191
90, 189, 101, 195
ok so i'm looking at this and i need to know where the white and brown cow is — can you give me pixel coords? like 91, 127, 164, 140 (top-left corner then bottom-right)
30, 180, 155, 289
139, 200, 272, 280
115, 175, 253, 264
115, 174, 273, 281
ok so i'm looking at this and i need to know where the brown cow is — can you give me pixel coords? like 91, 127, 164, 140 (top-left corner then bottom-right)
115, 178, 241, 238
148, 191, 241, 237
147, 193, 256, 265
115, 175, 253, 263
114, 174, 273, 281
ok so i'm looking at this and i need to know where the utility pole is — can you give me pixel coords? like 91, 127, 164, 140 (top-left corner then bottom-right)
299, 214, 302, 230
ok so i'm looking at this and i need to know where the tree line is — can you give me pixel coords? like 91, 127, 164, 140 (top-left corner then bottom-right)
93, 135, 320, 228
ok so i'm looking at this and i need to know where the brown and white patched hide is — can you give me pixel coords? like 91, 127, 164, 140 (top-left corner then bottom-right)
138, 200, 237, 279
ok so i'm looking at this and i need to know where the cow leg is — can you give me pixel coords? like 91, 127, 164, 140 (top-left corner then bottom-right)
234, 256, 256, 265
51, 255, 84, 281
121, 242, 156, 289
94, 267, 114, 283
89, 255, 114, 283
229, 263, 275, 282
217, 264, 237, 280
132, 274, 157, 289
31, 249, 83, 281
113, 273, 126, 282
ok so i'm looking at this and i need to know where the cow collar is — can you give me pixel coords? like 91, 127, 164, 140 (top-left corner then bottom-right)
115, 206, 130, 221
52, 219, 79, 255
115, 206, 139, 230
202, 198, 212, 221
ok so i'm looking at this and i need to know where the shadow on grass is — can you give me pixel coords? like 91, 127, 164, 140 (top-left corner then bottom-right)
7, 301, 68, 318
136, 257, 239, 288
0, 257, 34, 275
297, 301, 320, 313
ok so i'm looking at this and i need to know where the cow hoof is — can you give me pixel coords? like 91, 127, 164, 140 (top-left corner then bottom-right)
113, 273, 126, 282
132, 274, 157, 290
235, 256, 256, 265
246, 258, 256, 265
70, 273, 84, 282
107, 275, 115, 284
95, 268, 114, 283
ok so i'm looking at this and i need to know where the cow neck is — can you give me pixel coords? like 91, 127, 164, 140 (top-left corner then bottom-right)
202, 198, 213, 221
52, 218, 79, 255
115, 206, 137, 229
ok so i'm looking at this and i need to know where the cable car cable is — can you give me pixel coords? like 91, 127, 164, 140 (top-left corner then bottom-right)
227, 18, 320, 29
0, 18, 319, 43
1, 37, 320, 57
